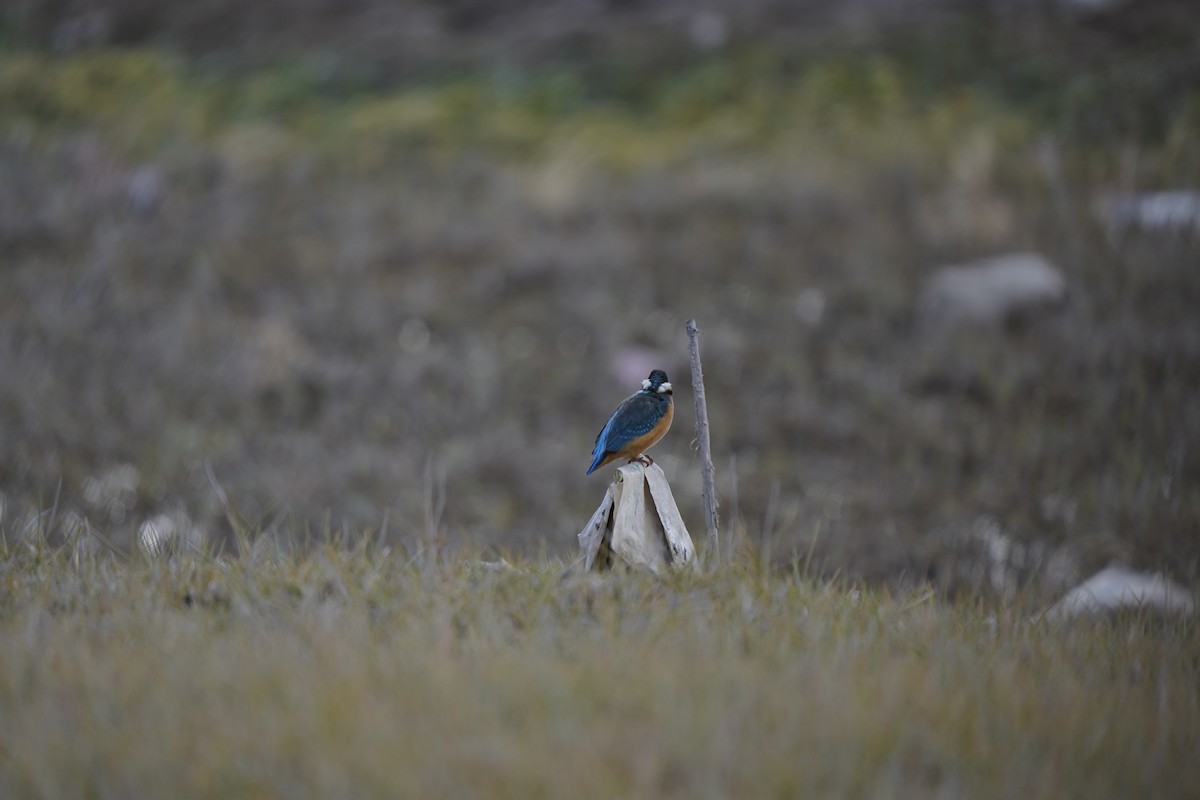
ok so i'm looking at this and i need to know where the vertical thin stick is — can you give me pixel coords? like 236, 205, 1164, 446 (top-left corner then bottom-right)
686, 319, 719, 567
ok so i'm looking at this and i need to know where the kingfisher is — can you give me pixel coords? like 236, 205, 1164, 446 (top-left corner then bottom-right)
586, 369, 675, 476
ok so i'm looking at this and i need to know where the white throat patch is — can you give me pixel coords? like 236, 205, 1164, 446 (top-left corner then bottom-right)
641, 379, 652, 390
657, 382, 672, 393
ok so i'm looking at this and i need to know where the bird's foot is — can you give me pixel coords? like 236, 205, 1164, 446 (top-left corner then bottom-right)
630, 455, 655, 467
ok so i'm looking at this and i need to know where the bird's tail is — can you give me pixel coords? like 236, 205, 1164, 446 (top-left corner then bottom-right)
585, 450, 607, 476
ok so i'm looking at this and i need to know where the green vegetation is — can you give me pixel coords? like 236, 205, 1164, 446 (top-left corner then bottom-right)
3, 40, 1196, 175
0, 47, 1039, 170
0, 541, 1196, 798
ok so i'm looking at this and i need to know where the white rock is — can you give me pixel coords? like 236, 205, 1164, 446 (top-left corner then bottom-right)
139, 511, 204, 557
139, 514, 178, 556
1047, 565, 1196, 619
688, 12, 729, 51
1098, 190, 1200, 234
919, 253, 1066, 327
795, 288, 826, 327
127, 166, 163, 215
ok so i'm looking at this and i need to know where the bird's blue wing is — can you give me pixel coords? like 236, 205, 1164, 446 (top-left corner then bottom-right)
602, 394, 661, 447
587, 394, 661, 473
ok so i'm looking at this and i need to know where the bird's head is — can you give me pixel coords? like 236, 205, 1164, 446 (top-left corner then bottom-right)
641, 369, 672, 395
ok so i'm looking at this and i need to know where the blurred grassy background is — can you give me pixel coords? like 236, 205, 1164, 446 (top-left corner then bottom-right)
1, 0, 1198, 597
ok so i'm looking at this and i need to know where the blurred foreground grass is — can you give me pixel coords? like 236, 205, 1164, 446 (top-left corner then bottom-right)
0, 540, 1196, 798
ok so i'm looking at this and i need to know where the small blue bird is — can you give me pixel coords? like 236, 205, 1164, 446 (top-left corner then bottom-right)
586, 369, 675, 475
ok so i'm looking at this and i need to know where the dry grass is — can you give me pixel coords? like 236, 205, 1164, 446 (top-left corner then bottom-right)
0, 541, 1197, 799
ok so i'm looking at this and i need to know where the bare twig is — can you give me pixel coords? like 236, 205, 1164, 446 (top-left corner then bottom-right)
422, 455, 446, 566
47, 477, 63, 539
204, 460, 242, 539
84, 524, 132, 563
686, 319, 719, 567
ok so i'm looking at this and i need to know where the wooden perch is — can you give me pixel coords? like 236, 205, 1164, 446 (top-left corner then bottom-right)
577, 462, 696, 574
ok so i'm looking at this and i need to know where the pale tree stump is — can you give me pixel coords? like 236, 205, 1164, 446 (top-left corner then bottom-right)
577, 462, 696, 573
